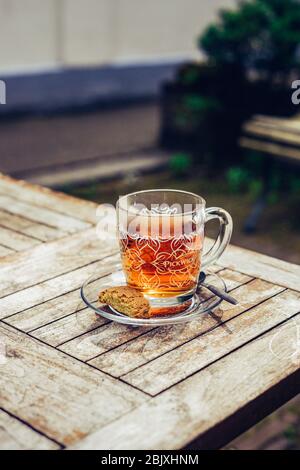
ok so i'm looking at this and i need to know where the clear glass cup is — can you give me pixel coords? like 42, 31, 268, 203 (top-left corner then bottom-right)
117, 189, 232, 307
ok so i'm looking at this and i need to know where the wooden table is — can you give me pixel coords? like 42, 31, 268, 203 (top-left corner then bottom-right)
0, 173, 299, 450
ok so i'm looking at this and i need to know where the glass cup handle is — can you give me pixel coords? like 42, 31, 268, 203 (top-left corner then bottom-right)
201, 207, 233, 269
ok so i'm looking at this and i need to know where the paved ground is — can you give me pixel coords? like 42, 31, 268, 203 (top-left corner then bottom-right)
0, 102, 160, 180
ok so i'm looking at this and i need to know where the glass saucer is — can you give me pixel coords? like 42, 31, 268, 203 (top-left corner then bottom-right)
80, 270, 227, 327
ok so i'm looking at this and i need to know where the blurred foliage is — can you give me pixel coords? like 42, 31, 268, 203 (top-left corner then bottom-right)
169, 153, 193, 178
226, 148, 300, 202
161, 0, 300, 183
179, 66, 201, 86
284, 425, 298, 441
174, 94, 221, 132
182, 95, 219, 113
200, 0, 300, 83
226, 166, 251, 193
290, 175, 300, 195
248, 178, 263, 197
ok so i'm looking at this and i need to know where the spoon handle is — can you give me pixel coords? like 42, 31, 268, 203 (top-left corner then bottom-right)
203, 282, 238, 305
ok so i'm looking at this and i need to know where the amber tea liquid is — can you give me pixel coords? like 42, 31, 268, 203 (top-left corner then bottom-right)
120, 229, 203, 297
117, 189, 232, 309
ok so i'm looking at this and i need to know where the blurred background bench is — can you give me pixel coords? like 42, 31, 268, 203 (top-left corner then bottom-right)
240, 114, 300, 232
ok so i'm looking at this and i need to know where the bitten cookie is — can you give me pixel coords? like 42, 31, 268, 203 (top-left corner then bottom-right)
99, 286, 150, 318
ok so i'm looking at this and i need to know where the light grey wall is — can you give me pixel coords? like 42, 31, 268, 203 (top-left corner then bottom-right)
0, 0, 235, 73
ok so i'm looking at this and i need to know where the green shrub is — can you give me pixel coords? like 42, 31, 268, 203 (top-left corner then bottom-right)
200, 0, 300, 84
162, 0, 300, 173
169, 153, 193, 177
226, 166, 251, 193
290, 176, 300, 195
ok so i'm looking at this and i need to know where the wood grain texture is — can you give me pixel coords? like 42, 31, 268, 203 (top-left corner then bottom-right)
30, 308, 109, 347
0, 209, 67, 242
2, 253, 120, 323
26, 269, 247, 350
251, 115, 300, 133
0, 323, 145, 446
123, 288, 299, 395
210, 269, 252, 290
1, 173, 300, 450
0, 173, 98, 224
239, 137, 300, 163
0, 194, 90, 233
217, 243, 300, 291
73, 313, 300, 450
0, 410, 60, 450
0, 226, 40, 251
60, 270, 250, 363
22, 269, 243, 353
59, 322, 153, 361
0, 245, 14, 257
89, 277, 276, 377
5, 290, 99, 333
0, 228, 118, 300
244, 122, 300, 146
22, 224, 67, 242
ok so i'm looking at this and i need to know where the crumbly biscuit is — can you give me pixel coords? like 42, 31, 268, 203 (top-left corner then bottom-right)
99, 286, 150, 318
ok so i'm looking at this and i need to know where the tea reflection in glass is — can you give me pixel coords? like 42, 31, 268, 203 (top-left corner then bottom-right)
117, 189, 232, 307
120, 227, 203, 297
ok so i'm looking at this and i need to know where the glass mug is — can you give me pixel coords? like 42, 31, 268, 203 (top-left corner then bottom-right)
117, 189, 232, 307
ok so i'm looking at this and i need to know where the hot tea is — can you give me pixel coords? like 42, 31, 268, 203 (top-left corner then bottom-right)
117, 189, 232, 307
120, 231, 203, 297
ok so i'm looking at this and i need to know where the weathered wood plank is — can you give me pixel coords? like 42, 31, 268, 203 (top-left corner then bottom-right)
1, 173, 299, 451
25, 268, 248, 349
5, 288, 97, 333
123, 288, 299, 395
214, 269, 252, 290
251, 115, 300, 134
0, 194, 90, 233
0, 226, 40, 251
244, 121, 300, 146
89, 278, 280, 377
72, 313, 300, 450
217, 242, 300, 291
0, 245, 14, 257
22, 224, 66, 242
0, 228, 117, 299
59, 323, 153, 361
60, 270, 252, 365
0, 173, 98, 224
0, 409, 60, 450
0, 323, 145, 446
0, 208, 37, 231
0, 209, 67, 242
239, 137, 300, 163
0, 253, 120, 320
30, 308, 109, 347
